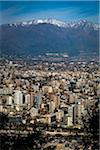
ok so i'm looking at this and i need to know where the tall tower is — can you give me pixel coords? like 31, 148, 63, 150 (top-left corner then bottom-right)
14, 90, 23, 106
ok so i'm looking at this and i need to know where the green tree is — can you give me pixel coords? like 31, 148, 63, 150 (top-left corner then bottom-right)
82, 100, 99, 149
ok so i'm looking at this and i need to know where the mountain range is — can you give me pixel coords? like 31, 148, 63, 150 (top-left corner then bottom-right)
0, 19, 99, 57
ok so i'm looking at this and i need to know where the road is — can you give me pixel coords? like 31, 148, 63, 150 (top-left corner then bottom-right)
45, 131, 84, 136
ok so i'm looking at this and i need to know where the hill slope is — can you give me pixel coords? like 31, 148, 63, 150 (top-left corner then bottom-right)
0, 19, 99, 56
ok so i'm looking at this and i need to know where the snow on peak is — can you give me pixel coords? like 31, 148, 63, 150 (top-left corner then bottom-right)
7, 19, 99, 30
30, 18, 67, 27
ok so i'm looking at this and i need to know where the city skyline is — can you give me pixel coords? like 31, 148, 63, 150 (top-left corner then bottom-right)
0, 1, 99, 24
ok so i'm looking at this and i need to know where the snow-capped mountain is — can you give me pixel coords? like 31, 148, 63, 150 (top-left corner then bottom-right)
8, 18, 68, 27
8, 19, 99, 30
0, 19, 99, 57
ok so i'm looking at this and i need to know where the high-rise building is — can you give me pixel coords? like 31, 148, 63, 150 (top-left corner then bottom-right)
48, 101, 56, 113
67, 116, 73, 126
35, 92, 42, 108
50, 94, 60, 108
30, 92, 35, 108
14, 90, 23, 106
25, 94, 30, 109
68, 104, 78, 125
7, 96, 13, 105
73, 104, 78, 124
77, 101, 85, 124
56, 109, 64, 121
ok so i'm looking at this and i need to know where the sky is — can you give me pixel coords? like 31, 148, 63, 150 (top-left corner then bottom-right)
0, 1, 99, 24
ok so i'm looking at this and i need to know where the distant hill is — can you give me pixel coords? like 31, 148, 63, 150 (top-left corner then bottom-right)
0, 19, 99, 57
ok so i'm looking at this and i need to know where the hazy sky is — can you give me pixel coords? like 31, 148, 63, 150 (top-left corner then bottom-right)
0, 1, 99, 24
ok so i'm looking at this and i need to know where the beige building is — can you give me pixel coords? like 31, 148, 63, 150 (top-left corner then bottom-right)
56, 143, 65, 150
41, 113, 56, 124
56, 109, 64, 121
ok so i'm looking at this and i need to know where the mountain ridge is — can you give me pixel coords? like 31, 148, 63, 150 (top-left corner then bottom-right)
1, 19, 99, 30
0, 19, 99, 57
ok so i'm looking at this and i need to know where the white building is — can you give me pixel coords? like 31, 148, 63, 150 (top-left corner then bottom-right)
25, 94, 30, 105
7, 96, 13, 105
14, 90, 23, 106
67, 116, 73, 126
56, 109, 64, 121
30, 107, 38, 118
49, 101, 56, 113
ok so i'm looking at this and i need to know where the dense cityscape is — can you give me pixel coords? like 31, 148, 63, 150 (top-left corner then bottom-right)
0, 54, 99, 150
0, 1, 99, 149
